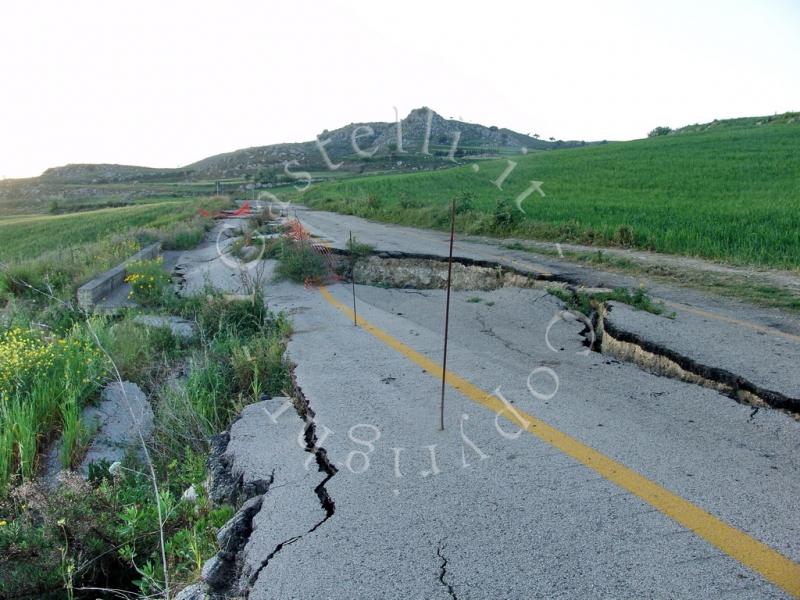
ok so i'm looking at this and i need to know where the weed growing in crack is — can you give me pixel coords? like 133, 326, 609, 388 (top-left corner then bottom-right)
345, 235, 374, 259
548, 285, 667, 316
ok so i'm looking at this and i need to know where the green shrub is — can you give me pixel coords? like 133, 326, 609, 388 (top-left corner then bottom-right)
102, 318, 180, 384
492, 199, 523, 230
273, 240, 328, 284
194, 293, 269, 339
398, 195, 422, 209
548, 285, 665, 316
454, 191, 475, 214
230, 333, 292, 399
163, 224, 205, 250
648, 125, 672, 137
613, 224, 635, 247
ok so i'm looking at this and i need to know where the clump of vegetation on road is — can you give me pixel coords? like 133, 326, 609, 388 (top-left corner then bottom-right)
345, 234, 374, 258
548, 285, 667, 316
273, 238, 329, 283
125, 257, 173, 306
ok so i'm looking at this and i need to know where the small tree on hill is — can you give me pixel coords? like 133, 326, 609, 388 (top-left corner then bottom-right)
648, 126, 672, 137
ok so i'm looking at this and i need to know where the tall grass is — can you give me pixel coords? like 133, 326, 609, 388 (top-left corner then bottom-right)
0, 197, 231, 261
300, 117, 800, 269
0, 324, 107, 492
0, 196, 230, 300
154, 294, 292, 460
273, 239, 329, 283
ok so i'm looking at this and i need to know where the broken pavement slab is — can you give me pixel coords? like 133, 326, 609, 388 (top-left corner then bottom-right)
603, 301, 800, 411
81, 381, 154, 475
43, 381, 155, 485
202, 397, 333, 598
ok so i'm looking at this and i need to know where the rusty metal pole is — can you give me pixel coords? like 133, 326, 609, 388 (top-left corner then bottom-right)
350, 230, 358, 326
440, 198, 456, 431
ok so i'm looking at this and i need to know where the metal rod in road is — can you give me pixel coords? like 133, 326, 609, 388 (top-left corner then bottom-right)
440, 198, 456, 431
350, 230, 358, 327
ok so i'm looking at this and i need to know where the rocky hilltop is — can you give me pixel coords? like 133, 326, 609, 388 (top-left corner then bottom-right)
35, 107, 584, 184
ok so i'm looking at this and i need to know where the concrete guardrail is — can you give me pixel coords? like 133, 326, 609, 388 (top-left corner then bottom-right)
77, 242, 161, 311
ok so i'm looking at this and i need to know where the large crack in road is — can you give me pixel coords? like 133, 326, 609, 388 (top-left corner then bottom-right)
243, 377, 340, 596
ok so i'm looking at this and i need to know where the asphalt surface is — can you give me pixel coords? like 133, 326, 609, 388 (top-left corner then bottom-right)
293, 205, 800, 340
179, 210, 800, 599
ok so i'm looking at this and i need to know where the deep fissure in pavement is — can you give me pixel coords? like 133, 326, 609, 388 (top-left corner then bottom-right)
208, 431, 273, 506
203, 432, 274, 597
242, 373, 339, 598
596, 307, 800, 415
343, 248, 798, 416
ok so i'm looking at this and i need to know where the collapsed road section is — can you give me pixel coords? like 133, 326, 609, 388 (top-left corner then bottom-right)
346, 250, 799, 417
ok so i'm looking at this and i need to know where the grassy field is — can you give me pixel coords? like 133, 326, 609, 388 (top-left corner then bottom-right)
0, 180, 240, 216
298, 114, 800, 269
0, 198, 219, 262
0, 196, 229, 303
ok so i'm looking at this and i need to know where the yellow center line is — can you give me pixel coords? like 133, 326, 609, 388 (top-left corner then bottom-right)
319, 285, 800, 597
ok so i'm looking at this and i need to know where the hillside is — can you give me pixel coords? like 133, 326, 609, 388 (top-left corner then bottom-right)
38, 163, 181, 184
32, 107, 584, 185
182, 107, 585, 181
299, 113, 800, 269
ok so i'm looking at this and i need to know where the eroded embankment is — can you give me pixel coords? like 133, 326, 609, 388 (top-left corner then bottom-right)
350, 252, 559, 291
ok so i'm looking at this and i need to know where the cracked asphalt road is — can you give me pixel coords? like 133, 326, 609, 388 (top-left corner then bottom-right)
293, 205, 800, 341
183, 210, 800, 599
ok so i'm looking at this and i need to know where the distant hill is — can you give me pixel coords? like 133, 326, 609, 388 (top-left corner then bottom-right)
38, 163, 180, 184
187, 107, 577, 179
35, 107, 585, 184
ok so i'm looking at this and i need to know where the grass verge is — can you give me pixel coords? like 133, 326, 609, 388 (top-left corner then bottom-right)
1, 283, 292, 597
0, 196, 230, 305
524, 244, 800, 315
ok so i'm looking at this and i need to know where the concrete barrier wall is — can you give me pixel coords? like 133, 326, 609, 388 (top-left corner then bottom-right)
77, 242, 161, 311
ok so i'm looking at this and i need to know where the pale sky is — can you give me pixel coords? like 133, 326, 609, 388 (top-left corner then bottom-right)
1, 0, 798, 179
